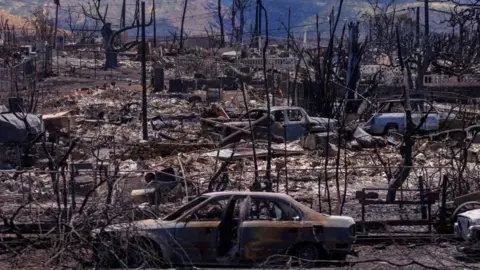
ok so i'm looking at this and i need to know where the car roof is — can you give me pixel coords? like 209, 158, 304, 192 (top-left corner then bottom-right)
199, 191, 329, 224
377, 98, 427, 103
202, 191, 294, 200
253, 106, 304, 112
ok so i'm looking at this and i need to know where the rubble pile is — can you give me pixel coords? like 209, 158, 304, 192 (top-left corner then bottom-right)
2, 40, 480, 252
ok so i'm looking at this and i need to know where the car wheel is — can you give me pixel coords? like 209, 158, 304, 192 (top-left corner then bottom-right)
295, 243, 318, 267
384, 124, 399, 136
124, 238, 163, 268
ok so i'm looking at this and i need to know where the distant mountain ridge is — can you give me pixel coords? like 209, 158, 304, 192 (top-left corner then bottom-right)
0, 0, 449, 36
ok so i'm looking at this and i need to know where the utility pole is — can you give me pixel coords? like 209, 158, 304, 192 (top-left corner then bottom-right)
231, 1, 236, 45
258, 0, 262, 41
121, 0, 126, 28
287, 7, 291, 52
53, 0, 60, 47
141, 1, 148, 140
153, 0, 157, 47
416, 6, 420, 47
424, 0, 429, 38
254, 2, 258, 42
180, 0, 188, 50
218, 0, 225, 47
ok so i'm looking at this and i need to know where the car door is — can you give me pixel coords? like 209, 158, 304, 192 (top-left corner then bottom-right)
422, 101, 440, 131
270, 109, 287, 140
410, 101, 425, 131
284, 109, 307, 141
174, 196, 231, 263
410, 101, 438, 131
238, 196, 303, 263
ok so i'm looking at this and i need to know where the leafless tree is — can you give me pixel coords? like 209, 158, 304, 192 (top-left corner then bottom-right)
65, 6, 84, 43
231, 1, 236, 45
431, 6, 480, 77
234, 0, 251, 43
0, 17, 16, 47
28, 7, 55, 42
218, 0, 225, 47
81, 0, 153, 69
180, 0, 188, 50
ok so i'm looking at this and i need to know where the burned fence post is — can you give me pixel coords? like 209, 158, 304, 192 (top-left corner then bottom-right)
70, 164, 76, 211
419, 176, 427, 219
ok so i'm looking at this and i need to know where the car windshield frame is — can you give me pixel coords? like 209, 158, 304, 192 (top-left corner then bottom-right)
163, 196, 209, 221
376, 100, 439, 114
239, 109, 268, 120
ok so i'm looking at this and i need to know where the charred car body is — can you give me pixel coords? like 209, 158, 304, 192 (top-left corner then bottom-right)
364, 99, 456, 135
201, 106, 337, 146
92, 191, 356, 267
454, 209, 480, 246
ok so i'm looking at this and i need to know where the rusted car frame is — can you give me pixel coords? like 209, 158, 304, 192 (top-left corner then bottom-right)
93, 191, 356, 267
201, 107, 337, 146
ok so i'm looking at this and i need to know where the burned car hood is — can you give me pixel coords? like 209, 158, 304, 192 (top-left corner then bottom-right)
373, 113, 405, 118
326, 215, 355, 228
439, 112, 457, 120
93, 219, 176, 234
310, 117, 337, 129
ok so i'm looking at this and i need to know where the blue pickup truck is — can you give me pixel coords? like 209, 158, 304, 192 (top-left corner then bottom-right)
365, 99, 457, 135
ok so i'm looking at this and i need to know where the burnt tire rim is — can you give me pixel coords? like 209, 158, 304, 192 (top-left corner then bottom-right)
125, 244, 148, 268
386, 127, 398, 135
297, 245, 317, 261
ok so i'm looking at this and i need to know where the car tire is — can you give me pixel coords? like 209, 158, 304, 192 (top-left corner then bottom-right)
123, 237, 163, 268
293, 243, 319, 267
384, 124, 399, 136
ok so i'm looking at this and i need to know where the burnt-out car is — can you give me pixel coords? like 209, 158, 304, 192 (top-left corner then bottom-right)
202, 106, 337, 146
365, 99, 457, 135
92, 191, 356, 267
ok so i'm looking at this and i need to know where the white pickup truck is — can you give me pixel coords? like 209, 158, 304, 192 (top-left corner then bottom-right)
366, 99, 457, 135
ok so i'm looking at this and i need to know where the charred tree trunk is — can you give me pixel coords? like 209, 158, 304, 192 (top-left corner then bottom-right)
218, 0, 225, 47
120, 0, 126, 28
387, 27, 414, 202
345, 22, 362, 114
239, 2, 246, 43
102, 24, 118, 69
180, 0, 188, 50
231, 2, 236, 45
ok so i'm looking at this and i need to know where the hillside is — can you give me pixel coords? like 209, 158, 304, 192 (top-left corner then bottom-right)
0, 9, 28, 29
0, 0, 454, 36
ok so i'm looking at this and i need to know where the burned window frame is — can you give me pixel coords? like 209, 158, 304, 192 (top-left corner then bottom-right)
246, 196, 303, 221
286, 109, 304, 122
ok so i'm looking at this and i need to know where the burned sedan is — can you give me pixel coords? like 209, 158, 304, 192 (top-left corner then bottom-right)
201, 106, 337, 146
92, 191, 356, 267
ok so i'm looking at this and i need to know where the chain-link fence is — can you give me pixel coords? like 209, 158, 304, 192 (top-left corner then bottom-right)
0, 47, 53, 93
54, 48, 141, 82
